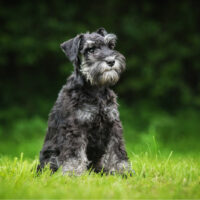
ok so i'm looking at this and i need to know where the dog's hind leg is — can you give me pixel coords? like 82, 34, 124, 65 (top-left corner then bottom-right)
38, 129, 61, 173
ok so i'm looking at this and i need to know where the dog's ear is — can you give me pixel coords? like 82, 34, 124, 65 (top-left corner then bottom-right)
60, 34, 83, 63
96, 27, 108, 36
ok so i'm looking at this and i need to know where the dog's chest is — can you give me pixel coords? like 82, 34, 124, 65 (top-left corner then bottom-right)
75, 102, 119, 124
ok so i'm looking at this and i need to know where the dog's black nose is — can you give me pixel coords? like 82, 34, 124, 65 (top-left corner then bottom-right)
106, 60, 115, 67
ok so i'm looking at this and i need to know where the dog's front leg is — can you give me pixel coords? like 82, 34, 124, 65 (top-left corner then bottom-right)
101, 122, 132, 175
59, 131, 88, 176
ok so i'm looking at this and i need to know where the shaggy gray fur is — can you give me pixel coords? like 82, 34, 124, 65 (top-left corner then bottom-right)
37, 28, 132, 176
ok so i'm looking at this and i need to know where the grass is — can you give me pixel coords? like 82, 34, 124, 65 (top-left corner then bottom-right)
0, 152, 200, 199
1, 107, 200, 199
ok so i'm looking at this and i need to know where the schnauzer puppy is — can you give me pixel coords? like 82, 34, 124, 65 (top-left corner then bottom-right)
38, 28, 132, 175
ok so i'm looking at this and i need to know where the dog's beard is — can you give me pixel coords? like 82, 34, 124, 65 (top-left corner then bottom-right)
80, 56, 125, 86
97, 63, 119, 86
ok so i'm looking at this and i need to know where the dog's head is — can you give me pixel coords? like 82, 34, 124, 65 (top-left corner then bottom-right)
61, 28, 126, 86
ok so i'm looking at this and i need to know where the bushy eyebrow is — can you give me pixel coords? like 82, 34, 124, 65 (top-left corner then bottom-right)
83, 40, 95, 50
104, 34, 117, 45
83, 40, 105, 52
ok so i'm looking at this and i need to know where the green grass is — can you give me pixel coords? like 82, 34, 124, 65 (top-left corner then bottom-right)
1, 107, 200, 199
0, 152, 200, 199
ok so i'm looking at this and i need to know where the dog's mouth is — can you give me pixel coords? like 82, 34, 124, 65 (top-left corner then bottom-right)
99, 70, 119, 86
99, 61, 119, 74
102, 68, 112, 72
101, 68, 116, 74
90, 60, 123, 86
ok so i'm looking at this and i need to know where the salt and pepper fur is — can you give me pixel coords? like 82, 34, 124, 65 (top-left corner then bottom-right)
38, 28, 132, 176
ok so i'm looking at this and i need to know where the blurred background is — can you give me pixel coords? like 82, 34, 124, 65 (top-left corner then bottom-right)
0, 0, 200, 158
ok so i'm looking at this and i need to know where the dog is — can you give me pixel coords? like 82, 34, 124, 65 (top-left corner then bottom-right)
38, 28, 132, 176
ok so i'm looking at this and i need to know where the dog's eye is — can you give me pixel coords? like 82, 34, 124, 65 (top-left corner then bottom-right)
87, 47, 96, 53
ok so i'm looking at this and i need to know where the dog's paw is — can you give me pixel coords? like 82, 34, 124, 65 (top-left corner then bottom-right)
62, 160, 87, 176
109, 171, 116, 176
125, 169, 136, 177
108, 167, 135, 178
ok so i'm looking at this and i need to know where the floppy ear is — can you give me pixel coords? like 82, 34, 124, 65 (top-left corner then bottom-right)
60, 34, 83, 63
96, 27, 108, 36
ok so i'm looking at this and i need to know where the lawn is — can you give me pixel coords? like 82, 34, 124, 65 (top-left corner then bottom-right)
1, 108, 200, 199
0, 152, 200, 199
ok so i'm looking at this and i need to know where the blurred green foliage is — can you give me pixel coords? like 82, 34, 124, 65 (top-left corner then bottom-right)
0, 1, 200, 157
